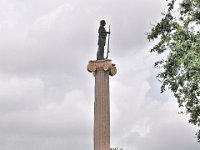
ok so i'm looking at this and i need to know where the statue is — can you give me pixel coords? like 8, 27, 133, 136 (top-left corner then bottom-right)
97, 20, 110, 60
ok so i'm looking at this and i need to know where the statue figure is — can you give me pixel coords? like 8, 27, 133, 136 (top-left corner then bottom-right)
97, 20, 110, 60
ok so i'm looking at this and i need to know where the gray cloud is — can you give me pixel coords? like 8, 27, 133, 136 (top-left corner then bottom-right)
0, 0, 199, 150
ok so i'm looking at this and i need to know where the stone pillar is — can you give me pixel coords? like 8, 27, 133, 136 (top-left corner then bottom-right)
87, 60, 117, 150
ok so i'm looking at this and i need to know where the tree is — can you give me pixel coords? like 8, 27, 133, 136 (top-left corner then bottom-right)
147, 0, 200, 142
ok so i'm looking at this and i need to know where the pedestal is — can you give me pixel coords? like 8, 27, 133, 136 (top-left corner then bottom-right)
87, 60, 117, 150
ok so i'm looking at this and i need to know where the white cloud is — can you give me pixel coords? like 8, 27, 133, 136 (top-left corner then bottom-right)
0, 77, 44, 113
31, 3, 73, 33
0, 0, 199, 150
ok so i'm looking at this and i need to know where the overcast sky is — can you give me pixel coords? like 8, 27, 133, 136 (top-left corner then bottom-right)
0, 0, 200, 150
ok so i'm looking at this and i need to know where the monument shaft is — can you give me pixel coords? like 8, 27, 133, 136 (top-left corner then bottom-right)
94, 70, 110, 150
87, 60, 117, 150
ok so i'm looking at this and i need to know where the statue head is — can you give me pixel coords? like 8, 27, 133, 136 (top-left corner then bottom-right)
100, 20, 106, 26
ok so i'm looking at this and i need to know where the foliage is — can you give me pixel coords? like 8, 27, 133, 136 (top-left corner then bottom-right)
147, 0, 200, 142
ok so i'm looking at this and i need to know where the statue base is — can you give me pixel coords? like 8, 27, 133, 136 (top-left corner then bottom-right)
87, 59, 117, 76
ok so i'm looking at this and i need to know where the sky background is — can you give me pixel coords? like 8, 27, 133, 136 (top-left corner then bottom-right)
0, 0, 200, 150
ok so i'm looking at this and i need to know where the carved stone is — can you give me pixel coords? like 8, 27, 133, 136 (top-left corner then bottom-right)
87, 59, 117, 150
87, 59, 117, 76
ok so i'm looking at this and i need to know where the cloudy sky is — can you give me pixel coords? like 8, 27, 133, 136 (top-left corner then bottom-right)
0, 0, 200, 150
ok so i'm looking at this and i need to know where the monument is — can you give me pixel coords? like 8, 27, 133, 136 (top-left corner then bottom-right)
87, 20, 117, 150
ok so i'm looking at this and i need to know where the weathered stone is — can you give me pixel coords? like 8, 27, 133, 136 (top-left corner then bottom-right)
87, 59, 117, 150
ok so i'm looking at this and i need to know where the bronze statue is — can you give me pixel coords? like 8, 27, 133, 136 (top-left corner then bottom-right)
97, 20, 110, 60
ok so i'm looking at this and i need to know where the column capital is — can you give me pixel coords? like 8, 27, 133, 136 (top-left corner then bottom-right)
87, 59, 117, 76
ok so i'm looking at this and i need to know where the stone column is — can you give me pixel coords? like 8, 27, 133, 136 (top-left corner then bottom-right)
87, 60, 117, 150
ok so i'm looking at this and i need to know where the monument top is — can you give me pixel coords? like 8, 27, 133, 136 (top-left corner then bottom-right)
87, 59, 117, 76
97, 20, 111, 60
